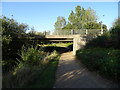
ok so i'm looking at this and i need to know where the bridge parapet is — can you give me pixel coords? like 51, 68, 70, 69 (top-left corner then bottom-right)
45, 35, 82, 39
51, 29, 103, 36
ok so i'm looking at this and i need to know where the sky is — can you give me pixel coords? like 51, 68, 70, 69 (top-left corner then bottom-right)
1, 0, 119, 2
2, 2, 118, 33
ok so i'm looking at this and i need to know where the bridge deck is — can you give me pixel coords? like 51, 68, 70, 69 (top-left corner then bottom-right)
45, 35, 82, 39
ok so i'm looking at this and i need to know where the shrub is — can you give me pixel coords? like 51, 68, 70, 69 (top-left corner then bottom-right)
85, 25, 120, 49
85, 32, 112, 48
20, 46, 48, 66
110, 25, 120, 49
3, 46, 60, 88
76, 48, 120, 81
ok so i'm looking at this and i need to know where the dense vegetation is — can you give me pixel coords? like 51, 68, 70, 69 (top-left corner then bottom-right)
76, 48, 120, 81
2, 16, 30, 73
76, 18, 120, 82
2, 4, 119, 87
85, 25, 120, 49
3, 47, 60, 88
1, 16, 61, 88
54, 6, 107, 37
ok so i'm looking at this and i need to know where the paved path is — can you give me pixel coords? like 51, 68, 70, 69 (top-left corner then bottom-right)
54, 51, 118, 88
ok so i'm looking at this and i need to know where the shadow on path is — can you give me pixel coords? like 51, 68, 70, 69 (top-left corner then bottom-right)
54, 51, 118, 88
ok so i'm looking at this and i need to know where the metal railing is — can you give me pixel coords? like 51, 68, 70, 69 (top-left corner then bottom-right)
51, 29, 105, 35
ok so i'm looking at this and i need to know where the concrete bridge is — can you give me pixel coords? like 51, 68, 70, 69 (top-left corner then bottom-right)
34, 35, 87, 55
34, 29, 103, 54
46, 35, 86, 55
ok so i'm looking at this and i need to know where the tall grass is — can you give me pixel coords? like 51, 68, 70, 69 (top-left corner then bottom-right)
3, 46, 60, 88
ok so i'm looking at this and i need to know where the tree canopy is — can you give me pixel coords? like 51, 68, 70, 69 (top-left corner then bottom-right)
112, 18, 120, 27
54, 16, 66, 30
54, 5, 107, 31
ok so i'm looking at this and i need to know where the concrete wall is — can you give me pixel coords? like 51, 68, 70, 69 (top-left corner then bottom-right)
73, 35, 86, 55
45, 35, 86, 55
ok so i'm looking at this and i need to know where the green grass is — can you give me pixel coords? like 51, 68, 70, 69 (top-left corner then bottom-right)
25, 56, 59, 88
38, 42, 73, 47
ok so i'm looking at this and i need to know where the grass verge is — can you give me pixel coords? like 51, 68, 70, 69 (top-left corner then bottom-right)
25, 56, 60, 88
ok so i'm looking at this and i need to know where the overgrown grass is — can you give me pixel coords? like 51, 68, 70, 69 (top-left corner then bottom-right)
2, 46, 60, 88
76, 48, 120, 81
26, 54, 60, 88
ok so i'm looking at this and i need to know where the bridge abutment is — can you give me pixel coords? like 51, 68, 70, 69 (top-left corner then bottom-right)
73, 35, 86, 55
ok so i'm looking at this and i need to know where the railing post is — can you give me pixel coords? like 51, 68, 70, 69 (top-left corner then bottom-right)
44, 30, 46, 36
85, 29, 88, 35
73, 30, 74, 35
100, 21, 103, 35
101, 29, 103, 35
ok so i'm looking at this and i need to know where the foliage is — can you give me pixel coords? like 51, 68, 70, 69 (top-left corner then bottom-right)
68, 6, 98, 29
39, 42, 73, 47
25, 51, 60, 88
19, 46, 48, 67
1, 16, 44, 73
85, 20, 120, 49
54, 5, 107, 37
54, 16, 66, 30
110, 25, 120, 49
54, 6, 99, 30
76, 48, 120, 81
1, 16, 32, 73
85, 32, 112, 48
76, 18, 120, 82
2, 16, 28, 38
1, 16, 29, 59
27, 27, 44, 37
112, 18, 120, 27
84, 22, 107, 30
3, 46, 60, 88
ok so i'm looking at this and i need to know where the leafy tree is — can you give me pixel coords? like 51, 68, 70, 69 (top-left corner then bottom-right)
62, 22, 73, 29
54, 16, 66, 30
84, 22, 100, 29
84, 22, 107, 30
2, 16, 28, 38
85, 18, 120, 49
112, 18, 120, 27
110, 25, 120, 49
1, 16, 30, 73
54, 5, 107, 36
67, 6, 98, 29
27, 29, 44, 37
85, 7, 97, 23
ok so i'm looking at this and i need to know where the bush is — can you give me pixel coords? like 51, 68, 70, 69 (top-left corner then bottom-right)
20, 46, 48, 66
85, 25, 120, 49
85, 32, 112, 48
3, 46, 60, 88
76, 48, 120, 81
110, 25, 120, 49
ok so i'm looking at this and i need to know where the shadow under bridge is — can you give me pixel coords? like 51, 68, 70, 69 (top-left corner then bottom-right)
35, 35, 86, 55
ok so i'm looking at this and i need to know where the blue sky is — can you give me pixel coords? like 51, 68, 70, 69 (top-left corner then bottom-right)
2, 2, 118, 32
